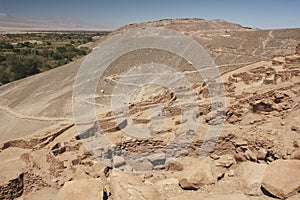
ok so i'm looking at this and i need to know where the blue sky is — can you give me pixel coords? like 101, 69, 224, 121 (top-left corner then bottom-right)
0, 0, 299, 29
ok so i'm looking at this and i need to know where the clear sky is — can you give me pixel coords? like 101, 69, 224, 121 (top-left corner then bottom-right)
0, 0, 299, 29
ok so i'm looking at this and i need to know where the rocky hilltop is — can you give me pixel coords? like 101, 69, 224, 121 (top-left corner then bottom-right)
0, 19, 300, 200
116, 18, 249, 32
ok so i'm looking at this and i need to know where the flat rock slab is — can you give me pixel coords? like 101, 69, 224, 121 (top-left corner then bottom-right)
235, 161, 267, 196
20, 187, 59, 200
169, 193, 250, 200
110, 170, 161, 200
58, 179, 103, 200
262, 160, 300, 199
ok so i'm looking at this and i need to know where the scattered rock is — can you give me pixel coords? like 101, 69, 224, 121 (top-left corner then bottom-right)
234, 153, 247, 162
227, 170, 234, 177
234, 139, 248, 147
51, 143, 66, 156
113, 156, 126, 168
147, 152, 166, 166
143, 174, 153, 179
210, 154, 220, 160
153, 164, 165, 170
165, 161, 184, 171
262, 160, 300, 199
291, 126, 300, 132
215, 154, 235, 168
287, 148, 293, 155
179, 178, 200, 190
256, 148, 268, 160
244, 149, 257, 162
118, 119, 128, 130
71, 158, 80, 166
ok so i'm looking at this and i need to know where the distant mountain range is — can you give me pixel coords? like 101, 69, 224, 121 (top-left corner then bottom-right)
0, 12, 112, 31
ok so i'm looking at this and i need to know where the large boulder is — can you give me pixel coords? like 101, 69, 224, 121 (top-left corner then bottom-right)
58, 179, 104, 200
176, 157, 225, 190
110, 169, 161, 200
262, 160, 300, 199
235, 161, 267, 196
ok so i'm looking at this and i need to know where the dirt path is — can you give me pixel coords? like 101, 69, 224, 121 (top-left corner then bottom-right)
0, 105, 71, 122
262, 30, 274, 50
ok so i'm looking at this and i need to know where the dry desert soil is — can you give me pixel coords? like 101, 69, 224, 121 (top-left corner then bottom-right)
0, 18, 300, 200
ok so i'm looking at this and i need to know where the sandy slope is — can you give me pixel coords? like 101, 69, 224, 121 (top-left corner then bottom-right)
0, 18, 299, 200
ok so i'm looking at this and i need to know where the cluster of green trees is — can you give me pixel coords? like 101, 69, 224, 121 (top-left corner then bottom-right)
0, 32, 108, 85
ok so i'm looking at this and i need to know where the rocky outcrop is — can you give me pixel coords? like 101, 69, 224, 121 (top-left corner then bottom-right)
262, 160, 300, 199
0, 173, 24, 199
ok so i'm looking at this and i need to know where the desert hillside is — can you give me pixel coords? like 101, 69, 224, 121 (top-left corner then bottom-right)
0, 18, 300, 200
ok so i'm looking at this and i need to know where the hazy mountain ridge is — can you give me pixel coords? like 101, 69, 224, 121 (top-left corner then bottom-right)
0, 12, 110, 31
